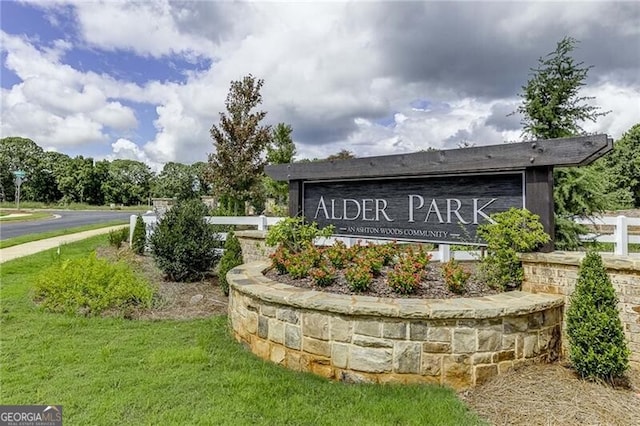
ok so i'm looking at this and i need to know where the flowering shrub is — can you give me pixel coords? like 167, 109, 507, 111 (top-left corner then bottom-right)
270, 246, 291, 274
325, 241, 348, 268
387, 259, 426, 294
286, 254, 314, 279
441, 259, 471, 294
345, 263, 373, 292
309, 262, 337, 287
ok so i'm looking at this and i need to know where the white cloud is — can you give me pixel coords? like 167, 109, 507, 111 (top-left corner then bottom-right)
2, 1, 639, 171
71, 0, 218, 60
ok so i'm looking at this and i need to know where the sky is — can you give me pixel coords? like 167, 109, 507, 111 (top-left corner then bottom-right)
1, 1, 639, 172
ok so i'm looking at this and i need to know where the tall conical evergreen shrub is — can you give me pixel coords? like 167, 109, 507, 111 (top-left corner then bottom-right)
566, 251, 629, 382
217, 231, 243, 296
131, 215, 146, 255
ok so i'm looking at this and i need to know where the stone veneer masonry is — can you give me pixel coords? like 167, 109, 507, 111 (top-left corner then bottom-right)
521, 252, 640, 369
228, 261, 564, 390
236, 230, 276, 264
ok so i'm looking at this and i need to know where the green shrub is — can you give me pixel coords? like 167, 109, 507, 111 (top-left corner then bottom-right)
345, 263, 373, 292
131, 215, 146, 255
442, 259, 471, 294
217, 231, 243, 296
33, 253, 154, 316
108, 227, 129, 248
387, 260, 425, 294
477, 208, 550, 290
566, 251, 629, 382
309, 261, 337, 287
265, 217, 334, 252
149, 199, 222, 282
270, 245, 291, 274
285, 252, 314, 279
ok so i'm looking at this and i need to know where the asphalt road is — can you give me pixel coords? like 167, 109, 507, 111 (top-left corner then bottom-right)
0, 210, 144, 240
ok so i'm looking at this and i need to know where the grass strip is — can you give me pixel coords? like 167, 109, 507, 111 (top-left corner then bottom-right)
0, 212, 54, 223
0, 220, 127, 249
0, 236, 485, 426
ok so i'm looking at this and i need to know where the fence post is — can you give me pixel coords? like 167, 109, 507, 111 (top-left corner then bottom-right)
129, 215, 137, 245
615, 215, 628, 256
258, 215, 268, 231
439, 244, 451, 263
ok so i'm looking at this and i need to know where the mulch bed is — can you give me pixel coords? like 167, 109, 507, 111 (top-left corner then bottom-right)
95, 246, 228, 320
462, 362, 640, 426
265, 262, 501, 299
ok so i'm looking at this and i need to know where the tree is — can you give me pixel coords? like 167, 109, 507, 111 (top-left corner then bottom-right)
604, 124, 640, 207
264, 123, 296, 209
102, 159, 153, 206
207, 74, 272, 214
515, 37, 608, 140
566, 251, 629, 382
326, 149, 355, 161
0, 137, 44, 202
513, 37, 615, 249
153, 162, 198, 201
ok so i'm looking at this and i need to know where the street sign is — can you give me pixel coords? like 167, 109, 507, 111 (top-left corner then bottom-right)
13, 170, 26, 179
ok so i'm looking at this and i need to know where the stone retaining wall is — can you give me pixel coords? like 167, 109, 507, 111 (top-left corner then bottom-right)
521, 252, 640, 369
235, 230, 275, 264
228, 261, 564, 390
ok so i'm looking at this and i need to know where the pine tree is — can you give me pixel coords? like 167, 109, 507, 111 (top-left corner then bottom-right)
566, 251, 629, 382
514, 37, 614, 249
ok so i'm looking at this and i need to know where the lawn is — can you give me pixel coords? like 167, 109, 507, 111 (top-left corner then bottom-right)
0, 211, 54, 222
0, 236, 485, 425
0, 201, 147, 211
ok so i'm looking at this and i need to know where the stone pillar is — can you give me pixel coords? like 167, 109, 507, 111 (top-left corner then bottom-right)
235, 230, 276, 263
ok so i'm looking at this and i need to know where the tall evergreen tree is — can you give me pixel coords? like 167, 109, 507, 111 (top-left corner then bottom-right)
207, 75, 272, 214
264, 123, 296, 208
513, 37, 619, 249
515, 37, 608, 139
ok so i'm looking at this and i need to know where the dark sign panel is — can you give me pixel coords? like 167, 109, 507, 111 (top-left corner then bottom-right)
303, 173, 524, 245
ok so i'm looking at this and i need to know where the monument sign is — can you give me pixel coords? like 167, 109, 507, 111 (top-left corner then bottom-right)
266, 134, 613, 251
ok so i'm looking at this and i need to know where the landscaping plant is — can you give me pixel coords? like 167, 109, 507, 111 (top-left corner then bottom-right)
345, 263, 373, 292
477, 208, 549, 290
148, 199, 222, 282
217, 231, 243, 296
131, 214, 146, 255
566, 251, 629, 382
33, 252, 154, 316
108, 227, 129, 248
308, 261, 337, 287
265, 216, 334, 253
442, 259, 471, 294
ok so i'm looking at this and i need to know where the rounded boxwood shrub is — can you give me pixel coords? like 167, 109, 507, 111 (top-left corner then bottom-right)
149, 199, 222, 282
566, 251, 629, 382
217, 231, 243, 296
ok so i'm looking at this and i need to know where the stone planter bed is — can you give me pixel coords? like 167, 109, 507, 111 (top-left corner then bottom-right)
228, 261, 564, 390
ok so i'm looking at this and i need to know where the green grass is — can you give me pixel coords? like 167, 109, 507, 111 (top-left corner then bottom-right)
0, 236, 485, 426
0, 221, 127, 249
0, 201, 147, 211
0, 211, 54, 223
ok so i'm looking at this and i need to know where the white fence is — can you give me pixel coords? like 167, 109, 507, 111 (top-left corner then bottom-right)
575, 215, 640, 256
130, 213, 639, 259
129, 213, 285, 247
